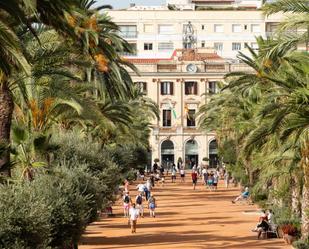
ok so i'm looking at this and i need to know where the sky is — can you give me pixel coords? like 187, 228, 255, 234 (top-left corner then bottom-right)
96, 0, 166, 9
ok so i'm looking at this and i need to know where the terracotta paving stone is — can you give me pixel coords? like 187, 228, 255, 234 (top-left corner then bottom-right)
80, 174, 291, 249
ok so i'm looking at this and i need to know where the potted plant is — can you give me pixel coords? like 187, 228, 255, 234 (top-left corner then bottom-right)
281, 224, 298, 244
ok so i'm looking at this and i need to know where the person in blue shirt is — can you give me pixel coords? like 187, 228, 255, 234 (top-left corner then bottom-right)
232, 187, 249, 203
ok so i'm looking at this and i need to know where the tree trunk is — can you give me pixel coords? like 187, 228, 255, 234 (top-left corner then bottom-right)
0, 81, 14, 177
291, 174, 301, 217
301, 161, 309, 239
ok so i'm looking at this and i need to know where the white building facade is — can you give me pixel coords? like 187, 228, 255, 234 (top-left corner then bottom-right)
106, 7, 282, 168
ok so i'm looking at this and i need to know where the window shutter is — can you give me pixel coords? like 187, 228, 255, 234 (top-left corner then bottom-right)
160, 82, 164, 95
170, 82, 174, 95
194, 82, 198, 95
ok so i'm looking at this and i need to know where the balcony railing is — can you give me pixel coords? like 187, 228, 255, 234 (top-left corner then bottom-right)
119, 31, 137, 39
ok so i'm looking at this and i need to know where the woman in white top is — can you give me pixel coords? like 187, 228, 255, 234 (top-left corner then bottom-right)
180, 167, 185, 183
129, 204, 140, 233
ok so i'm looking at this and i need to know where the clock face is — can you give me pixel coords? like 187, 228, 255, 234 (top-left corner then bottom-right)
186, 63, 197, 73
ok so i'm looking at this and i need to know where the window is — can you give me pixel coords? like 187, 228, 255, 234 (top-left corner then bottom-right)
160, 81, 174, 95
202, 24, 205, 30
158, 42, 174, 51
119, 25, 137, 38
122, 43, 137, 56
244, 24, 248, 30
144, 43, 153, 50
158, 24, 173, 34
251, 24, 261, 33
214, 24, 224, 33
201, 41, 205, 48
232, 24, 242, 33
185, 81, 198, 95
208, 81, 217, 94
187, 109, 196, 127
251, 42, 259, 50
163, 110, 171, 127
144, 24, 153, 33
135, 82, 147, 94
214, 42, 223, 51
232, 42, 241, 51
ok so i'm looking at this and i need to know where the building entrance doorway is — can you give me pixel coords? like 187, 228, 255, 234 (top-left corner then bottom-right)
185, 139, 198, 169
161, 140, 174, 167
209, 139, 219, 168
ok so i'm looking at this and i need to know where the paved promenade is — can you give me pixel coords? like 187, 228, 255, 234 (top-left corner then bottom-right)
80, 174, 290, 249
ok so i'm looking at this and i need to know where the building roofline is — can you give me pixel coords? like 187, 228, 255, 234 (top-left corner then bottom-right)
125, 49, 224, 64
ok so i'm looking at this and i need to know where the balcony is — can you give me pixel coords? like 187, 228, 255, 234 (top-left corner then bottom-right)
183, 127, 198, 133
119, 31, 138, 39
159, 127, 177, 133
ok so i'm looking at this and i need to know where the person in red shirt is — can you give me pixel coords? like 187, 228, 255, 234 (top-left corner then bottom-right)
191, 170, 198, 190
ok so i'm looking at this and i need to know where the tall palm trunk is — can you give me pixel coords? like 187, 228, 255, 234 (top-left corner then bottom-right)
291, 174, 301, 216
301, 159, 309, 239
0, 81, 13, 177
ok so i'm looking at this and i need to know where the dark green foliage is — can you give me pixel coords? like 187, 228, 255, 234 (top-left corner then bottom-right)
0, 164, 112, 249
293, 239, 309, 249
218, 139, 237, 164
125, 168, 137, 182
51, 131, 122, 209
0, 183, 51, 249
33, 170, 90, 248
109, 144, 148, 172
227, 162, 249, 186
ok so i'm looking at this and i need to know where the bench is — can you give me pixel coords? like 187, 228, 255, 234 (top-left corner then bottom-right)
260, 224, 279, 239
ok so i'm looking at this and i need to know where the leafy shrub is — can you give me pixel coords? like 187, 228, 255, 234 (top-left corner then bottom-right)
32, 172, 90, 248
0, 165, 105, 249
0, 183, 51, 249
125, 168, 137, 182
293, 240, 309, 249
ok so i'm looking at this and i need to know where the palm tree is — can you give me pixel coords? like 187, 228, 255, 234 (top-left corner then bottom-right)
0, 0, 137, 176
263, 0, 309, 51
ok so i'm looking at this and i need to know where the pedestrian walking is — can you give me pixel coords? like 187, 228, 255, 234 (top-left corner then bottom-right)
146, 178, 152, 191
213, 172, 218, 190
202, 167, 208, 185
124, 179, 129, 193
135, 193, 144, 217
123, 192, 131, 217
180, 167, 185, 183
191, 170, 198, 190
143, 185, 150, 200
171, 166, 177, 183
136, 183, 145, 195
150, 173, 155, 187
161, 175, 165, 187
148, 194, 157, 218
129, 203, 139, 233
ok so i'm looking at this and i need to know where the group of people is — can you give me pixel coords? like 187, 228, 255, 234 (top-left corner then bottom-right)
252, 210, 274, 239
121, 162, 254, 235
122, 178, 157, 233
190, 166, 229, 191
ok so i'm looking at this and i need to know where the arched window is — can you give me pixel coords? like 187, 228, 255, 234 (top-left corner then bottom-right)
185, 139, 198, 169
209, 139, 218, 168
161, 140, 174, 165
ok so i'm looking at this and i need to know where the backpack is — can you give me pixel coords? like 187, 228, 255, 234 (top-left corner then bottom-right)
136, 195, 142, 204
124, 195, 130, 203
